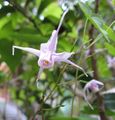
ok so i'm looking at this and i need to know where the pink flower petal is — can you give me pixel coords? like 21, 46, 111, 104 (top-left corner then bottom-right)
12, 46, 40, 57
47, 30, 58, 52
53, 52, 87, 76
107, 55, 112, 63
84, 79, 104, 109
53, 52, 73, 61
38, 51, 54, 68
40, 30, 58, 52
107, 55, 115, 68
84, 79, 104, 93
40, 9, 68, 52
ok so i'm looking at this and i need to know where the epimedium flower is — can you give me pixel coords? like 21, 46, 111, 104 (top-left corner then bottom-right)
12, 9, 87, 80
107, 55, 115, 69
84, 79, 104, 109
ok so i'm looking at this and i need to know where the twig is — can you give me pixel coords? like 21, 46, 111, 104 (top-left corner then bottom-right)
89, 25, 99, 79
89, 0, 109, 120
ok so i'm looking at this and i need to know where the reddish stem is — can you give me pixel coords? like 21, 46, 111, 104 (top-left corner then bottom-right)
89, 0, 109, 120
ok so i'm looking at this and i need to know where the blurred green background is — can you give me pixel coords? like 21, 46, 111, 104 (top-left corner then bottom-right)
0, 0, 115, 120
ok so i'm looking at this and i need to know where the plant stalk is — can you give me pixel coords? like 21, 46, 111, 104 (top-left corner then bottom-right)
89, 0, 109, 120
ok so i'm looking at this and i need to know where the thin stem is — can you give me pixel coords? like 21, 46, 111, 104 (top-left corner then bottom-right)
71, 71, 79, 117
43, 64, 67, 102
83, 18, 89, 42
89, 25, 99, 79
71, 95, 75, 117
87, 20, 115, 49
57, 9, 69, 33
36, 68, 43, 87
41, 108, 44, 120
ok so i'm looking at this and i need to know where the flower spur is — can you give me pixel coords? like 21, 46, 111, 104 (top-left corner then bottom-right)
12, 9, 87, 81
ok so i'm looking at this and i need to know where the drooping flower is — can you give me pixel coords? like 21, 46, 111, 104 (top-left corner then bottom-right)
84, 79, 104, 109
12, 9, 87, 80
107, 55, 115, 69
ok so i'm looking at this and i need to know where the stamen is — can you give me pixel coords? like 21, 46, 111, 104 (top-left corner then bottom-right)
43, 60, 49, 66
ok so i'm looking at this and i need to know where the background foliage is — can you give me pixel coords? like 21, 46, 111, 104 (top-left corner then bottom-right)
0, 0, 115, 120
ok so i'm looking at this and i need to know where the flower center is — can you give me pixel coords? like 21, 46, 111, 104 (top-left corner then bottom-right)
43, 60, 49, 66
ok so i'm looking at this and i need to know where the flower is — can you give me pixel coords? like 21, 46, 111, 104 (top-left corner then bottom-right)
12, 9, 87, 80
107, 55, 115, 69
84, 79, 104, 93
84, 79, 104, 109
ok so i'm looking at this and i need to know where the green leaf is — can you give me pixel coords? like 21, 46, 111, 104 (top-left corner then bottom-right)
0, 71, 5, 78
0, 6, 15, 18
42, 2, 62, 19
10, 32, 47, 44
0, 16, 11, 30
105, 43, 115, 56
39, 23, 54, 35
112, 0, 115, 5
37, 0, 54, 15
0, 28, 47, 45
78, 115, 97, 120
35, 0, 42, 10
104, 93, 115, 110
97, 55, 111, 78
82, 106, 115, 116
0, 39, 22, 71
104, 25, 115, 42
49, 117, 78, 120
79, 2, 115, 42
